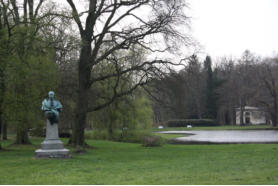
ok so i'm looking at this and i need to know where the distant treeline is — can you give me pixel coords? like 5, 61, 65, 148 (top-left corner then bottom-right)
149, 51, 278, 127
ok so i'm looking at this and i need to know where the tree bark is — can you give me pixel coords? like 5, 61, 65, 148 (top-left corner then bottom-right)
0, 119, 1, 138
71, 38, 91, 147
65, 0, 191, 148
72, 89, 88, 147
15, 127, 30, 144
1, 122, 7, 140
108, 121, 113, 140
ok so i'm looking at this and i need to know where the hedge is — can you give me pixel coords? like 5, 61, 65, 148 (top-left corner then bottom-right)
166, 119, 219, 127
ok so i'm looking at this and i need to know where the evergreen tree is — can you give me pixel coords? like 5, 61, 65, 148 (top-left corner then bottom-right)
204, 56, 218, 119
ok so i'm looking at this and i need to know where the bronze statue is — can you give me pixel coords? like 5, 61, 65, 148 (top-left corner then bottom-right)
42, 91, 62, 125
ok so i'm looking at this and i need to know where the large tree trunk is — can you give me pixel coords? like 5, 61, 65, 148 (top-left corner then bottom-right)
15, 127, 30, 144
0, 121, 2, 150
0, 111, 2, 150
108, 121, 113, 140
15, 116, 30, 144
0, 120, 1, 138
1, 122, 7, 140
71, 39, 91, 148
72, 89, 88, 147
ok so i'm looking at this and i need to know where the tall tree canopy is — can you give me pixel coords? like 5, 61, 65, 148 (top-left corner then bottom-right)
0, 0, 62, 143
65, 0, 192, 147
204, 55, 218, 119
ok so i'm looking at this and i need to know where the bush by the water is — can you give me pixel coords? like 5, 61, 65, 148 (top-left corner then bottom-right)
166, 119, 219, 127
142, 135, 164, 147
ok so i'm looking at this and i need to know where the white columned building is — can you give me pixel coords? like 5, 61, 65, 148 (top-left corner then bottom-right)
236, 106, 266, 125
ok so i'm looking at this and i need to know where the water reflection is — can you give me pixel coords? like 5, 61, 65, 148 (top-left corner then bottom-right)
161, 130, 278, 143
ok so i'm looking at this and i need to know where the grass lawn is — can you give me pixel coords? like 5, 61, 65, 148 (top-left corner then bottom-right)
1, 137, 278, 184
153, 124, 275, 132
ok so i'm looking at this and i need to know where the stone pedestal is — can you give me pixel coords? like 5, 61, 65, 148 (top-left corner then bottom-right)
35, 120, 70, 158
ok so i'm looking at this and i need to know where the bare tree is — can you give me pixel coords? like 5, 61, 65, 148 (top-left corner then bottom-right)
215, 57, 237, 125
144, 55, 206, 124
216, 52, 259, 126
255, 58, 278, 126
183, 54, 205, 119
65, 0, 191, 147
235, 51, 259, 125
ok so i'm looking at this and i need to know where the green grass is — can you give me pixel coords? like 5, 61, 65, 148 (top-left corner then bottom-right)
153, 124, 275, 132
1, 136, 278, 184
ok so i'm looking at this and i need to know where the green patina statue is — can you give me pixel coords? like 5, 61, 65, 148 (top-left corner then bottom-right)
42, 91, 62, 125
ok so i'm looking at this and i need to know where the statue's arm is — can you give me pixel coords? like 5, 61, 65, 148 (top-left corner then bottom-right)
41, 99, 50, 111
41, 100, 46, 111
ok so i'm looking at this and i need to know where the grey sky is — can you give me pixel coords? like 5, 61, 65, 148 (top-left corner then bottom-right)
188, 0, 278, 58
60, 0, 278, 62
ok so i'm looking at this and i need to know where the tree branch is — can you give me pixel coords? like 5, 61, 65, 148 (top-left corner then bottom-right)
88, 75, 149, 112
66, 0, 84, 34
34, 0, 44, 19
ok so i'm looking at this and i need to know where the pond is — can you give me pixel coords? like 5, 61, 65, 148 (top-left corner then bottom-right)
160, 130, 278, 144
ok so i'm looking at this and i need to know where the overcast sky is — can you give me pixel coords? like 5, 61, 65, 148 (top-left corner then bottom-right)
188, 0, 278, 59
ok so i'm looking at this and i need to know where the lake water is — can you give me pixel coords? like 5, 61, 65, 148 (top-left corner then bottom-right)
160, 130, 278, 144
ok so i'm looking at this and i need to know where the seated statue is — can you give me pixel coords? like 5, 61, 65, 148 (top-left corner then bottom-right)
42, 91, 62, 125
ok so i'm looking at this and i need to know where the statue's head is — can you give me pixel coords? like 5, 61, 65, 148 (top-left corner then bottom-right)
48, 91, 55, 99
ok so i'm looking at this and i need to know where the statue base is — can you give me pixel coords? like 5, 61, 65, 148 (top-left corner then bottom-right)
35, 120, 71, 158
35, 148, 70, 158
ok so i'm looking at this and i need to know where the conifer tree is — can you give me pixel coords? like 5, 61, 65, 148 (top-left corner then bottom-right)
204, 56, 218, 119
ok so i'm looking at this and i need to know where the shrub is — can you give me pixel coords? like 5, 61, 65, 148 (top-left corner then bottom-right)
85, 130, 110, 140
120, 130, 150, 143
85, 129, 150, 143
29, 127, 45, 137
142, 135, 164, 147
166, 119, 219, 127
